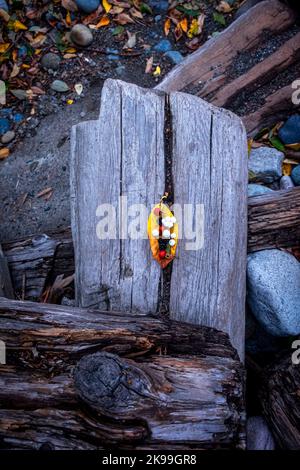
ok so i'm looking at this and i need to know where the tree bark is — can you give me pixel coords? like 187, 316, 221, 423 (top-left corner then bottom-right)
0, 298, 245, 450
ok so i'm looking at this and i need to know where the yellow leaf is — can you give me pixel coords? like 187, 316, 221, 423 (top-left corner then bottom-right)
34, 49, 42, 55
65, 47, 77, 53
95, 15, 110, 28
153, 65, 161, 76
22, 64, 30, 68
187, 19, 198, 38
66, 11, 72, 26
147, 202, 178, 269
247, 139, 253, 154
0, 43, 10, 53
282, 162, 292, 176
180, 18, 188, 33
12, 20, 28, 31
285, 142, 300, 151
164, 18, 171, 36
67, 99, 73, 105
0, 148, 9, 160
102, 0, 112, 13
63, 53, 76, 59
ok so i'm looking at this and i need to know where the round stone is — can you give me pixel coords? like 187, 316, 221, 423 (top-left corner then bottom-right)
291, 164, 300, 186
51, 80, 69, 93
41, 53, 61, 70
70, 24, 93, 47
75, 0, 100, 13
1, 130, 15, 144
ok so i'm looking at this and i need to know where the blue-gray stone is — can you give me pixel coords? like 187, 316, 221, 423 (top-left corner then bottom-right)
280, 175, 295, 190
0, 118, 10, 136
249, 147, 284, 183
247, 249, 300, 336
107, 54, 120, 61
115, 65, 125, 76
154, 15, 162, 22
154, 39, 172, 53
278, 114, 300, 145
291, 164, 300, 186
164, 50, 183, 64
247, 184, 273, 197
147, 0, 169, 13
75, 0, 100, 13
0, 0, 8, 11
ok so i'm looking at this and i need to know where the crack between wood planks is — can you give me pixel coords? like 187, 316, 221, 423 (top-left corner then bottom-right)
119, 88, 123, 285
157, 93, 174, 315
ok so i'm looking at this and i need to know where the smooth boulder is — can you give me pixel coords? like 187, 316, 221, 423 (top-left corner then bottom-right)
249, 147, 284, 183
247, 249, 300, 336
278, 115, 300, 145
70, 24, 93, 47
248, 184, 273, 197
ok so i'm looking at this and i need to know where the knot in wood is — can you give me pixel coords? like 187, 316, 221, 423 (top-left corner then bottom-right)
74, 352, 153, 413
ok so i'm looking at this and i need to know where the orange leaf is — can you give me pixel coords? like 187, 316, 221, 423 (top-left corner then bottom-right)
0, 43, 10, 53
164, 18, 171, 36
66, 11, 72, 26
0, 148, 9, 160
96, 15, 110, 27
179, 17, 188, 33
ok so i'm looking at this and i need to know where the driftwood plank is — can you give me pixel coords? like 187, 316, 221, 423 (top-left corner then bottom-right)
0, 298, 245, 450
169, 94, 247, 361
71, 79, 165, 311
0, 244, 14, 299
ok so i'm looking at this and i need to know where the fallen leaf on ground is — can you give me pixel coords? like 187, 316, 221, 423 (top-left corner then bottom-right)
62, 0, 78, 12
115, 13, 134, 24
0, 148, 9, 160
153, 65, 161, 76
216, 1, 233, 13
103, 0, 112, 13
164, 18, 171, 36
123, 31, 136, 49
145, 56, 153, 73
282, 162, 292, 176
10, 19, 28, 31
0, 43, 10, 53
75, 83, 83, 95
179, 18, 188, 33
95, 15, 110, 27
10, 63, 20, 78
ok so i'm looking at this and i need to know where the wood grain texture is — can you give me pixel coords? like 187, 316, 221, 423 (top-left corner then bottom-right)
0, 244, 14, 299
169, 93, 248, 361
248, 187, 300, 252
71, 79, 165, 312
0, 298, 245, 450
156, 0, 295, 95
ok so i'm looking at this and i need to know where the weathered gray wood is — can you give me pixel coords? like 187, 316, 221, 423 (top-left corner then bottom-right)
71, 79, 165, 311
169, 93, 248, 361
0, 244, 14, 299
0, 298, 245, 450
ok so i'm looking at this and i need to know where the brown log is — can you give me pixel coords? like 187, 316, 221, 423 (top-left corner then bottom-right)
2, 188, 300, 300
247, 187, 300, 252
0, 299, 245, 450
259, 352, 300, 449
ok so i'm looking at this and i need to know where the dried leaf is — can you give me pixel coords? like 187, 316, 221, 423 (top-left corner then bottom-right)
282, 162, 292, 176
174, 23, 183, 41
0, 43, 10, 53
82, 6, 103, 24
66, 11, 72, 26
123, 31, 136, 49
164, 18, 171, 36
63, 53, 76, 59
0, 8, 10, 22
145, 56, 153, 73
153, 65, 161, 76
11, 20, 28, 31
115, 13, 134, 24
0, 148, 9, 160
95, 15, 110, 27
285, 143, 300, 151
103, 0, 112, 13
75, 83, 83, 95
179, 17, 188, 33
10, 63, 20, 78
216, 1, 233, 13
130, 7, 143, 19
31, 86, 45, 95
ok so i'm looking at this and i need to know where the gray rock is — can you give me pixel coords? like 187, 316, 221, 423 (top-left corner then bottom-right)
291, 164, 300, 186
164, 50, 183, 64
247, 416, 276, 450
278, 114, 300, 145
115, 65, 126, 76
75, 0, 100, 13
1, 130, 15, 144
249, 147, 284, 183
280, 175, 295, 190
154, 39, 172, 53
51, 80, 69, 93
41, 53, 61, 71
70, 24, 93, 47
147, 0, 169, 13
0, 0, 8, 12
247, 249, 300, 336
248, 184, 273, 197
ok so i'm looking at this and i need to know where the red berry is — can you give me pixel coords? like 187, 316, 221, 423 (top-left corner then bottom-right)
159, 250, 166, 259
153, 207, 161, 216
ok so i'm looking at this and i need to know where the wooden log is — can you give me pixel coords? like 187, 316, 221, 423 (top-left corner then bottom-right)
0, 244, 14, 299
71, 79, 165, 311
259, 352, 300, 449
156, 0, 299, 135
169, 93, 247, 360
0, 298, 245, 450
156, 0, 295, 94
248, 187, 300, 252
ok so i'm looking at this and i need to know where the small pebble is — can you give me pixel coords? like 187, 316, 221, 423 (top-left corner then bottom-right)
278, 114, 300, 145
75, 0, 100, 13
70, 24, 93, 47
0, 118, 10, 136
154, 39, 172, 53
247, 184, 273, 197
291, 164, 300, 186
164, 50, 183, 64
1, 130, 15, 144
280, 175, 295, 190
147, 0, 169, 13
41, 53, 61, 71
51, 80, 69, 93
